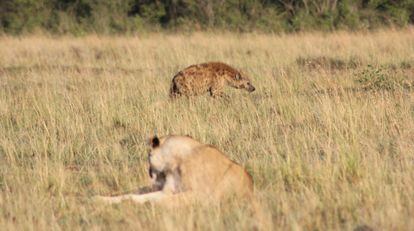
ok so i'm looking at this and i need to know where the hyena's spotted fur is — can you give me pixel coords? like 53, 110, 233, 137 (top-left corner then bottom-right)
170, 62, 255, 98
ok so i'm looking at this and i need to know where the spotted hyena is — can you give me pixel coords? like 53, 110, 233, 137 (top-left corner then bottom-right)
169, 62, 256, 98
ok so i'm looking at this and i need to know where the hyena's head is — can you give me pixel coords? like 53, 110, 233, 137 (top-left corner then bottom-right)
228, 72, 255, 93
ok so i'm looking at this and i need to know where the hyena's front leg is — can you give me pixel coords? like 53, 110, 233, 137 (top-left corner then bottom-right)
209, 85, 228, 98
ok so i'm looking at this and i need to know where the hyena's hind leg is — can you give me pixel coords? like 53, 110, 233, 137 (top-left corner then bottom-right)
169, 81, 181, 98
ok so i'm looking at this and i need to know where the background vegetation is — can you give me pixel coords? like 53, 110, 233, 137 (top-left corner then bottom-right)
0, 29, 413, 230
1, 0, 414, 34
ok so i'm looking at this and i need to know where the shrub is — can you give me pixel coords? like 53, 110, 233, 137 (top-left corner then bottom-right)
355, 65, 406, 91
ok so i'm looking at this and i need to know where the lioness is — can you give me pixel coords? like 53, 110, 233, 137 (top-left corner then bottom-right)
94, 135, 253, 204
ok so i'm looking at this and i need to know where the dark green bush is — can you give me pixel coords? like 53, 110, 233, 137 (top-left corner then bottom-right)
0, 0, 413, 34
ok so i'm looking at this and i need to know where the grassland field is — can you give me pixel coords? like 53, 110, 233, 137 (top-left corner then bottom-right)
0, 28, 413, 230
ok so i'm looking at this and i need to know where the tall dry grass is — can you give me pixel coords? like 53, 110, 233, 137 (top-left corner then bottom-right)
0, 28, 413, 230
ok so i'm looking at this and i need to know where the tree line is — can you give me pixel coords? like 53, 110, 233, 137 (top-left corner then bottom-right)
1, 0, 413, 34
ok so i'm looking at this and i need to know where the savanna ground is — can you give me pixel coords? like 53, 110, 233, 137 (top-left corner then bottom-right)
0, 28, 413, 230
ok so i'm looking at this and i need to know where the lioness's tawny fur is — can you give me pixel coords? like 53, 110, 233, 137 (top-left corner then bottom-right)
94, 135, 253, 204
170, 62, 255, 98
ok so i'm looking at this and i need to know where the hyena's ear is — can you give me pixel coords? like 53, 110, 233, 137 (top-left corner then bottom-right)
148, 136, 160, 148
235, 73, 242, 80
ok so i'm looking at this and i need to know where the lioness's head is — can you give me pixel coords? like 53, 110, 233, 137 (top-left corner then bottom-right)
147, 135, 168, 172
228, 72, 255, 93
147, 135, 200, 172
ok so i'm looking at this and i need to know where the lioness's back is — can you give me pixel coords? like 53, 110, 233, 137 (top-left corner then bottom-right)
180, 145, 253, 199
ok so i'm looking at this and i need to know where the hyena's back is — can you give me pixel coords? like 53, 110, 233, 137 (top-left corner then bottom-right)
170, 64, 219, 97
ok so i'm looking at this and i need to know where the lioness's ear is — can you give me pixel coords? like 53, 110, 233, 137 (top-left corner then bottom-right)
148, 136, 160, 148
